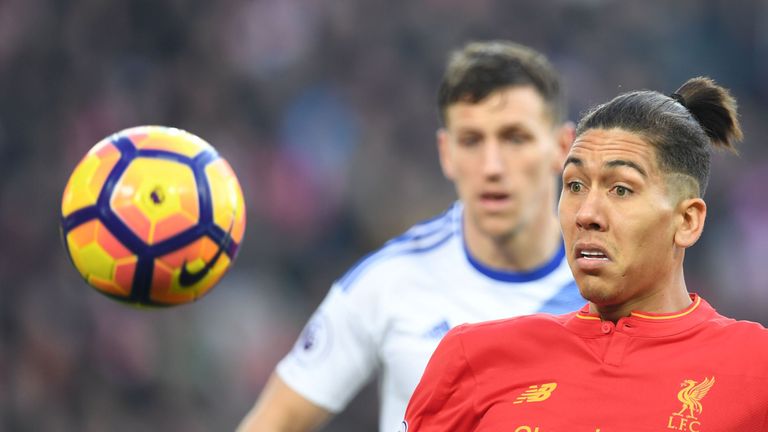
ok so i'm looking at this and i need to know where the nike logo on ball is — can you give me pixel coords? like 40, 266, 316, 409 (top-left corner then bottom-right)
179, 221, 234, 288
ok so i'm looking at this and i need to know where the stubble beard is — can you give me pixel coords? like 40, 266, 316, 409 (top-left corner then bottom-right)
577, 274, 624, 307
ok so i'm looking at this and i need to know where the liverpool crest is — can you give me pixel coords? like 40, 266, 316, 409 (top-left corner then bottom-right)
667, 376, 715, 431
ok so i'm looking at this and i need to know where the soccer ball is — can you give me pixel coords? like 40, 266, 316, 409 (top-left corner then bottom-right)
60, 126, 246, 307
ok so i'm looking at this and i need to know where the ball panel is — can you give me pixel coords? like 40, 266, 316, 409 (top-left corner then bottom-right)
67, 219, 99, 249
61, 141, 122, 217
154, 213, 198, 244
89, 276, 131, 297
95, 220, 134, 258
111, 157, 199, 245
130, 126, 214, 158
73, 243, 115, 279
93, 138, 121, 158
66, 220, 137, 296
206, 159, 246, 243
150, 263, 174, 296
114, 258, 138, 293
110, 204, 152, 245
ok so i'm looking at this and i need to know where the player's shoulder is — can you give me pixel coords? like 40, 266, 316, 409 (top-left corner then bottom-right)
432, 313, 575, 365
699, 310, 768, 360
450, 312, 573, 342
710, 313, 768, 341
335, 204, 459, 292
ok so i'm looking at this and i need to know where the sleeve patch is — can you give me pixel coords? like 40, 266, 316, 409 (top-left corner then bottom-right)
291, 311, 332, 365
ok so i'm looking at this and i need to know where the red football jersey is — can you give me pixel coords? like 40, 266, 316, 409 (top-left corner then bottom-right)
403, 295, 768, 431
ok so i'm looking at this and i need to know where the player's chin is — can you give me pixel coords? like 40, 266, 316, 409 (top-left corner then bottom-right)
476, 217, 521, 239
476, 203, 518, 222
574, 275, 620, 304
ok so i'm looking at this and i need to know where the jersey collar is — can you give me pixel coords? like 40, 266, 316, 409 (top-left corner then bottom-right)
567, 294, 715, 337
464, 241, 566, 283
455, 201, 567, 283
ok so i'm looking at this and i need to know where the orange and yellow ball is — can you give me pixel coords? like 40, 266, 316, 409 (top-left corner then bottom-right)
61, 126, 246, 307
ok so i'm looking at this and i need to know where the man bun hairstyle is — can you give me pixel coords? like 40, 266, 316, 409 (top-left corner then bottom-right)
576, 76, 742, 197
672, 77, 742, 153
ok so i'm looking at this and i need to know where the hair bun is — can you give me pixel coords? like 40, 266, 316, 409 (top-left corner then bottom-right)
669, 92, 686, 107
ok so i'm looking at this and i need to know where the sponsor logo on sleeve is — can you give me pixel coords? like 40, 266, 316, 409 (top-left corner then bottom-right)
292, 312, 332, 364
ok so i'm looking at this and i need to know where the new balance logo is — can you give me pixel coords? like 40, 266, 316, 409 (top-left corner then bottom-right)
513, 383, 558, 404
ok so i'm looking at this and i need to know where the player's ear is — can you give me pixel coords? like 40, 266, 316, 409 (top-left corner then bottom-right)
674, 197, 706, 248
437, 128, 455, 180
551, 121, 575, 172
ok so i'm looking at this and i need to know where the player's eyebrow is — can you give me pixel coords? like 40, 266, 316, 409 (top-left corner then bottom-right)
562, 157, 647, 178
562, 156, 582, 172
605, 159, 647, 177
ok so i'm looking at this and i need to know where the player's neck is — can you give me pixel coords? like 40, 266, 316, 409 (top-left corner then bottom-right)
589, 269, 692, 322
464, 211, 562, 273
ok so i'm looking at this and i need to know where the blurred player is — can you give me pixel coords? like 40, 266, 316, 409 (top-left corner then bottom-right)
237, 40, 583, 432
404, 77, 768, 430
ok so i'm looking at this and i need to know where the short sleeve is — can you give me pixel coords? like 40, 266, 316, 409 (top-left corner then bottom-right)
276, 283, 379, 412
403, 325, 479, 431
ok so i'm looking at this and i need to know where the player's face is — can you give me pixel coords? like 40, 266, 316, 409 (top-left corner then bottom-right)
558, 128, 680, 308
438, 86, 568, 240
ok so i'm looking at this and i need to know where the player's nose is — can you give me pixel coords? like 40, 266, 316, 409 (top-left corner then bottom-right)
482, 141, 504, 178
575, 189, 607, 231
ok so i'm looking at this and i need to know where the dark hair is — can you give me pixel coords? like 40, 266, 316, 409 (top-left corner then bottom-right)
437, 41, 565, 126
576, 76, 742, 197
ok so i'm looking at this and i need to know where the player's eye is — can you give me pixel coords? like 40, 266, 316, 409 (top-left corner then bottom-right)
501, 131, 531, 144
458, 134, 481, 147
566, 181, 583, 193
612, 185, 632, 197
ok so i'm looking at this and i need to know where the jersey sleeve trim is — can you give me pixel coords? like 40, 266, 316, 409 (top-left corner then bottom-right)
337, 205, 458, 292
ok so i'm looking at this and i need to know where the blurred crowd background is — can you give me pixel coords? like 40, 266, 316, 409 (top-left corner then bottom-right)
1, 0, 767, 430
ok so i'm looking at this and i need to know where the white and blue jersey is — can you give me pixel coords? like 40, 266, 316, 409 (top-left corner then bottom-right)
276, 202, 583, 432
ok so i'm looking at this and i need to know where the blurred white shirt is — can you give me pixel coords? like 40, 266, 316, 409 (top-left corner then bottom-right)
277, 202, 583, 432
